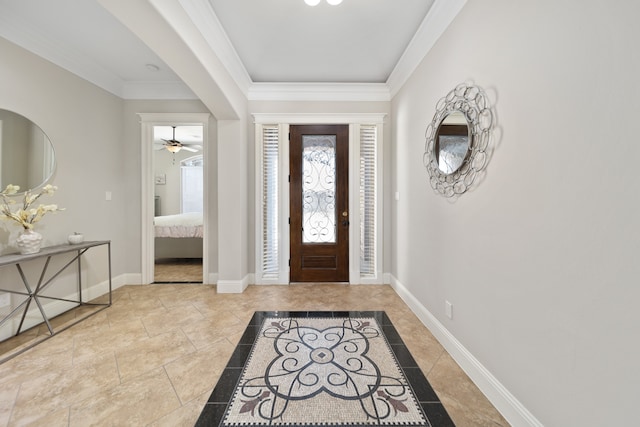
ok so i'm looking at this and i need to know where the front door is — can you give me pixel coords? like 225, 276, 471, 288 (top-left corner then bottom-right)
290, 124, 349, 282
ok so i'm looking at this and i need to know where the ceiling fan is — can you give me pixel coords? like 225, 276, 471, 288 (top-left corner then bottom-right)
160, 126, 201, 153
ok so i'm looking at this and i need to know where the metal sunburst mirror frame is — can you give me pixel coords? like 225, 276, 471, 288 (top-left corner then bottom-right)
424, 82, 494, 198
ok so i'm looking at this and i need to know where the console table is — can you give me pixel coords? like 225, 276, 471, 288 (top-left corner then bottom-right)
0, 240, 111, 363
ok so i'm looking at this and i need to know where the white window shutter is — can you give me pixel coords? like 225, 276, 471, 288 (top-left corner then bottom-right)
262, 125, 279, 277
359, 125, 377, 277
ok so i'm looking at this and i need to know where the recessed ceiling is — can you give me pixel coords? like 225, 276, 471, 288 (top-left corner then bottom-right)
208, 0, 435, 83
0, 0, 457, 100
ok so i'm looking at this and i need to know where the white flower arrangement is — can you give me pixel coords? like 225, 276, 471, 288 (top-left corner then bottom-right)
0, 184, 64, 230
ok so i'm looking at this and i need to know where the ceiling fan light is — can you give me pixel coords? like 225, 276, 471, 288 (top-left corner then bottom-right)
166, 145, 182, 153
305, 0, 321, 6
326, 0, 343, 5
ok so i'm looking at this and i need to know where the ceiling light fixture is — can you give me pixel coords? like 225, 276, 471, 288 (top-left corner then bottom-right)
304, 0, 342, 6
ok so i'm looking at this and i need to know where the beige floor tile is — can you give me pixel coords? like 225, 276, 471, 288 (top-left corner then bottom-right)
69, 368, 181, 426
428, 352, 510, 426
180, 317, 247, 350
21, 407, 69, 427
72, 318, 148, 364
115, 329, 196, 381
140, 303, 206, 337
0, 382, 20, 426
104, 296, 167, 326
0, 284, 509, 426
154, 259, 203, 283
164, 338, 235, 404
0, 336, 74, 390
148, 390, 211, 427
10, 352, 119, 425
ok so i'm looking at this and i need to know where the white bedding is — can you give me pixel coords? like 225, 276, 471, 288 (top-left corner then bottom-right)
154, 212, 203, 238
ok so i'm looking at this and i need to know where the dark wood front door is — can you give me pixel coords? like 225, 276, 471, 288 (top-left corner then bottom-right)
290, 124, 349, 282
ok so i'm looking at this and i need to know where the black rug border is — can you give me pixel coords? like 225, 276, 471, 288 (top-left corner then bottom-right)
195, 311, 454, 427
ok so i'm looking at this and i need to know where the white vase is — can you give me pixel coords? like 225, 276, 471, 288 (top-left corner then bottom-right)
16, 229, 43, 255
68, 232, 84, 244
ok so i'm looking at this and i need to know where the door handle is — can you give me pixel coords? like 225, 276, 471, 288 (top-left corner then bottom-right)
341, 211, 349, 226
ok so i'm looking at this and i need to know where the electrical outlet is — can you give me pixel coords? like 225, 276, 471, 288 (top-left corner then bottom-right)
445, 300, 453, 319
0, 293, 10, 308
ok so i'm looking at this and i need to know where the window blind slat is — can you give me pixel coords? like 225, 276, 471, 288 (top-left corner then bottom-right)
360, 125, 377, 277
262, 125, 279, 278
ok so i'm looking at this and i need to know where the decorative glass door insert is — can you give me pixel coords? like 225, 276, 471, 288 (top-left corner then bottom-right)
302, 135, 336, 244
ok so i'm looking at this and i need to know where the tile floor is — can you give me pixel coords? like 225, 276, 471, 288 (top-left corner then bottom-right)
154, 259, 203, 283
0, 284, 510, 427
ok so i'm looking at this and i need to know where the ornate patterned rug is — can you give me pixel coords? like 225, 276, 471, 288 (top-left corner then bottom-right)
196, 311, 454, 426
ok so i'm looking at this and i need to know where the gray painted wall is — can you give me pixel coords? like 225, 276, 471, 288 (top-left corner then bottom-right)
391, 0, 640, 425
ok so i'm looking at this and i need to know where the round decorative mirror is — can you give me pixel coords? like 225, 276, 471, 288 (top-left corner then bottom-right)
434, 111, 470, 175
0, 109, 56, 192
424, 83, 493, 198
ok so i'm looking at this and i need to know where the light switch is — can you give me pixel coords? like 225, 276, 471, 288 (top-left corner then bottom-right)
445, 300, 453, 319
105, 191, 112, 201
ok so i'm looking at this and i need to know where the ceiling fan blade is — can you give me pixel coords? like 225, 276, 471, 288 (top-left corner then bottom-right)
182, 146, 199, 152
162, 139, 181, 145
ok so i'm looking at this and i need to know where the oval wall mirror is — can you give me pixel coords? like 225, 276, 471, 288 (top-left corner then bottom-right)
434, 111, 470, 175
0, 109, 56, 192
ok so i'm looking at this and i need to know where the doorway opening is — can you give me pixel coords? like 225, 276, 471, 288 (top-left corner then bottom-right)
139, 113, 210, 285
152, 126, 204, 283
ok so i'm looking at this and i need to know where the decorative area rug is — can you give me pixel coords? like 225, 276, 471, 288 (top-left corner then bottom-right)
196, 312, 454, 426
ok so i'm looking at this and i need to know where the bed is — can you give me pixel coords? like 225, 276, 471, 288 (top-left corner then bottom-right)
154, 212, 203, 259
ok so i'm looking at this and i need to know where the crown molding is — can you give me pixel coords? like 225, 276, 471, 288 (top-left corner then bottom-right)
138, 112, 211, 124
248, 82, 391, 102
252, 113, 386, 125
386, 0, 467, 97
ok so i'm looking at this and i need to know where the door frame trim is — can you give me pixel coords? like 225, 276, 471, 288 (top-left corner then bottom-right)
139, 113, 211, 285
253, 113, 386, 285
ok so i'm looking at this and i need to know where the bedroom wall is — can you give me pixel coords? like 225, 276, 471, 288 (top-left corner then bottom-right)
0, 37, 127, 326
154, 148, 200, 216
391, 0, 640, 426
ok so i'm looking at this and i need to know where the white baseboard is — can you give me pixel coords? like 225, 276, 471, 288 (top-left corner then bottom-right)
207, 272, 219, 284
390, 275, 543, 427
119, 273, 142, 286
217, 274, 250, 293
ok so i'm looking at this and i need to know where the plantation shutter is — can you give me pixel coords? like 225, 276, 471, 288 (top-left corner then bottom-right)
262, 125, 279, 277
359, 125, 377, 277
